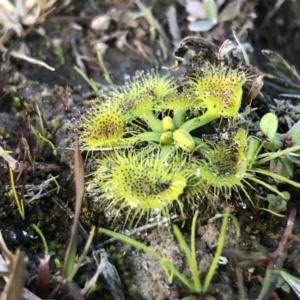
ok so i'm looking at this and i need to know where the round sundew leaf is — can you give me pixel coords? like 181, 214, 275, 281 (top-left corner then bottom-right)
88, 150, 204, 226
199, 128, 248, 194
203, 0, 218, 23
159, 91, 200, 111
78, 102, 133, 151
80, 112, 125, 149
188, 20, 215, 32
115, 71, 175, 115
260, 113, 278, 142
112, 162, 187, 210
281, 191, 291, 201
190, 67, 246, 117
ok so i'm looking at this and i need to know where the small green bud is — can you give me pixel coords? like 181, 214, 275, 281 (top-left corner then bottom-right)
173, 129, 195, 152
54, 258, 61, 268
162, 116, 175, 132
160, 131, 173, 145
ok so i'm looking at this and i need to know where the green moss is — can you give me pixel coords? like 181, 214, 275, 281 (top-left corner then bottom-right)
0, 126, 8, 138
8, 86, 17, 93
51, 120, 61, 130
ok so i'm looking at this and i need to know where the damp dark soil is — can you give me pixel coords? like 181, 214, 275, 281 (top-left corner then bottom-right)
1, 0, 300, 299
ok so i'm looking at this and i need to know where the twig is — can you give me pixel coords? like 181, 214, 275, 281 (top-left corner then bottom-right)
70, 37, 87, 74
7, 49, 55, 71
166, 5, 181, 46
271, 207, 296, 260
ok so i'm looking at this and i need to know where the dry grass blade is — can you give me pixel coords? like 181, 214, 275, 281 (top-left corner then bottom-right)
8, 50, 55, 71
134, 0, 156, 40
2, 250, 27, 300
232, 29, 249, 65
74, 140, 84, 226
218, 39, 235, 61
63, 140, 84, 280
81, 259, 104, 295
0, 232, 14, 263
0, 254, 9, 275
93, 249, 125, 300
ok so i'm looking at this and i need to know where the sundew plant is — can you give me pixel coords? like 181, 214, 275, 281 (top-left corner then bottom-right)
78, 38, 300, 225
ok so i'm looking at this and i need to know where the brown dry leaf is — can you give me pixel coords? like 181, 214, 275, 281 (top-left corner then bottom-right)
91, 15, 111, 31
0, 231, 14, 263
100, 30, 128, 50
246, 75, 264, 102
262, 49, 300, 86
217, 39, 235, 60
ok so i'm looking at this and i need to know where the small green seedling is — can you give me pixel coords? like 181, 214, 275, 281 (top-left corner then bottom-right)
259, 113, 300, 178
74, 66, 101, 92
9, 168, 25, 220
31, 104, 57, 156
266, 191, 290, 213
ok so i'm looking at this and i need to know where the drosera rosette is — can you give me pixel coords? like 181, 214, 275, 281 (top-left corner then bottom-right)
78, 100, 135, 152
88, 149, 203, 226
179, 66, 248, 133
